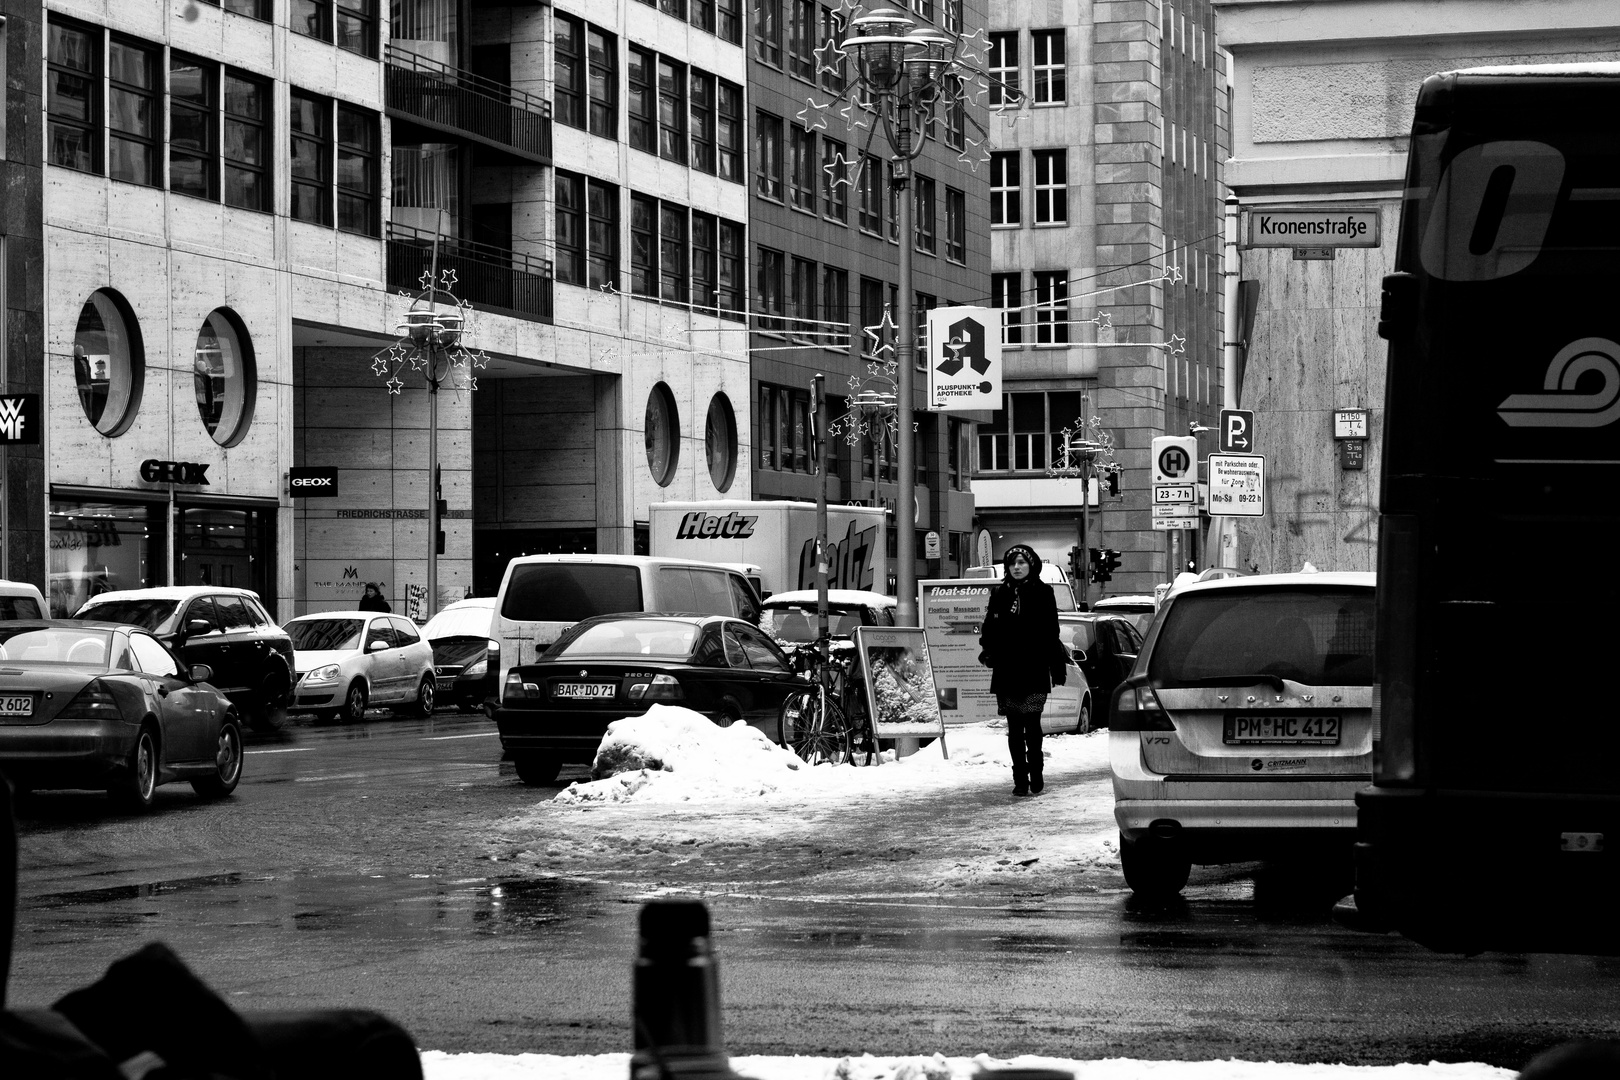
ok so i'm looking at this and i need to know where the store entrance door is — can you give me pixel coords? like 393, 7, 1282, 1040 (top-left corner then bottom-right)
175, 502, 274, 599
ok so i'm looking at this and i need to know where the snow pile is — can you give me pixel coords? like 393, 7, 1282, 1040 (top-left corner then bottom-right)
418, 1051, 1516, 1080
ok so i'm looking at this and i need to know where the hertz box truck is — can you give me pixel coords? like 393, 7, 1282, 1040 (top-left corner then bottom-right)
648, 500, 890, 600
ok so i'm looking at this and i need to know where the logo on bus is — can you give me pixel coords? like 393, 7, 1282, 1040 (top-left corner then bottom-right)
1497, 337, 1620, 428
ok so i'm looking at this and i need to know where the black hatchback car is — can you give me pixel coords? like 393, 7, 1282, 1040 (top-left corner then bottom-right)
71, 587, 295, 729
494, 613, 811, 785
1058, 612, 1143, 728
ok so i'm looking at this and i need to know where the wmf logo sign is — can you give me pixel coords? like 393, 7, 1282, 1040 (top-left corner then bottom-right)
926, 307, 1001, 412
0, 395, 40, 444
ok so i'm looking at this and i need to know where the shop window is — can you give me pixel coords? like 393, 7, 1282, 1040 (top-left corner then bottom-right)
49, 499, 166, 617
705, 393, 737, 491
73, 289, 145, 437
194, 309, 256, 446
646, 382, 680, 486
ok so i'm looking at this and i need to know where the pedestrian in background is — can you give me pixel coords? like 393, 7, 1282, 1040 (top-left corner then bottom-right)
977, 544, 1063, 796
358, 582, 391, 612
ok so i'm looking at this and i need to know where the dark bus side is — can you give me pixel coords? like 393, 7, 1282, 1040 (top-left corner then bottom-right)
1357, 67, 1620, 954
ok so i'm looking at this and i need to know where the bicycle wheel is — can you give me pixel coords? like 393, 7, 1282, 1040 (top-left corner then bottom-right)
781, 686, 848, 765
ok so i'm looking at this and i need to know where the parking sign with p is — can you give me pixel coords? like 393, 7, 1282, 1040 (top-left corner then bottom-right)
1220, 409, 1255, 453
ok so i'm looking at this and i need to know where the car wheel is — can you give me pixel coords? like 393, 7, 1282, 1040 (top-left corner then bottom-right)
1120, 830, 1191, 899
714, 699, 743, 728
341, 680, 368, 723
410, 676, 435, 718
191, 715, 244, 798
513, 754, 562, 786
1076, 695, 1092, 735
110, 726, 159, 811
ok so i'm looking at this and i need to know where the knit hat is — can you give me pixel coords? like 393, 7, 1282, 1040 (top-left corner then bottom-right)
1002, 545, 1043, 578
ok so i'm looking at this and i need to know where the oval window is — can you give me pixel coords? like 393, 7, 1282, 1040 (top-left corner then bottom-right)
194, 309, 256, 446
645, 382, 680, 487
705, 393, 737, 492
72, 290, 145, 437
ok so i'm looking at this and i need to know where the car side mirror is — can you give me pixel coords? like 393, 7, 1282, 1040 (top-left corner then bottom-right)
367, 639, 390, 652
186, 618, 212, 638
189, 663, 214, 683
1071, 648, 1089, 664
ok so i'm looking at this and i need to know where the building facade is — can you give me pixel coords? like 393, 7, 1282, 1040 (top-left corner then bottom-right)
745, 0, 990, 589
1213, 0, 1620, 573
977, 0, 1228, 600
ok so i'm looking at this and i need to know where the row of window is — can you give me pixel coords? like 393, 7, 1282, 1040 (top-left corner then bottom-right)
187, 0, 380, 58
991, 272, 1072, 346
976, 390, 1083, 473
47, 18, 381, 234
756, 381, 971, 489
990, 150, 1068, 227
755, 114, 967, 260
987, 29, 1067, 106
756, 0, 964, 77
554, 16, 746, 183
633, 0, 744, 47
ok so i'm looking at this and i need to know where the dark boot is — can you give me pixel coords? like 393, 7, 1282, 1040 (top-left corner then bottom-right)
1008, 713, 1031, 795
1026, 718, 1045, 793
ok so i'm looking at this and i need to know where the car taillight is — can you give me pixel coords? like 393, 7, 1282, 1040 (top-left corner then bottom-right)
503, 670, 542, 703
57, 681, 121, 721
1111, 682, 1174, 731
627, 675, 683, 703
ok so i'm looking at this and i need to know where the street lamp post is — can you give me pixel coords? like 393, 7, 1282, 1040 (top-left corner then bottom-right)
844, 5, 956, 628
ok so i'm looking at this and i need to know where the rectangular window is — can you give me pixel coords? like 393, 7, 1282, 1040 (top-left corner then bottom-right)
887, 170, 899, 242
821, 136, 848, 223
1033, 149, 1067, 224
658, 57, 687, 163
293, 0, 378, 56
336, 104, 380, 236
556, 171, 585, 285
588, 26, 617, 138
943, 0, 962, 34
755, 111, 783, 201
587, 179, 619, 290
661, 203, 689, 304
818, 7, 847, 93
911, 0, 935, 20
222, 71, 270, 211
822, 266, 848, 331
978, 398, 1007, 471
169, 54, 217, 200
1032, 30, 1066, 104
789, 0, 816, 81
948, 418, 964, 488
48, 19, 99, 174
790, 257, 817, 336
914, 176, 935, 254
858, 155, 882, 234
717, 80, 744, 182
690, 70, 716, 173
661, 0, 687, 18
108, 37, 159, 186
1034, 270, 1069, 345
554, 13, 584, 129
631, 193, 658, 297
990, 151, 1020, 226
756, 0, 782, 66
758, 386, 776, 470
756, 246, 785, 333
1012, 392, 1046, 470
992, 272, 1022, 345
988, 32, 1018, 105
859, 277, 884, 356
692, 211, 718, 312
718, 0, 743, 44
692, 0, 715, 33
718, 219, 744, 318
628, 47, 655, 153
791, 390, 810, 472
945, 186, 965, 262
945, 96, 964, 150
198, 0, 273, 17
789, 125, 816, 213
290, 89, 331, 225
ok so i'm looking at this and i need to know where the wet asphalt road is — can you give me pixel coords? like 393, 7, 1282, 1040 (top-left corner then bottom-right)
8, 710, 1620, 1069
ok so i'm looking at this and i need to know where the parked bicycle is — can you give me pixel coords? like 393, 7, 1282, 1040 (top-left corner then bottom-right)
778, 638, 877, 766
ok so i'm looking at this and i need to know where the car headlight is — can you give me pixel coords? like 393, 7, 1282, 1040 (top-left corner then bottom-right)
462, 658, 487, 677
305, 664, 341, 683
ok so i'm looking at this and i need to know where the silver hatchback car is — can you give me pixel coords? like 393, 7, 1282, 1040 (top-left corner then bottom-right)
1109, 571, 1376, 899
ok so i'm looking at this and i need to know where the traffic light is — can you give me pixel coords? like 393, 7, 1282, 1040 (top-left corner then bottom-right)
1068, 546, 1084, 583
1100, 548, 1123, 581
1088, 547, 1105, 583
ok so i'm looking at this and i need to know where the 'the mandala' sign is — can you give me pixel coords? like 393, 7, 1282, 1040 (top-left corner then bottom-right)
926, 306, 1001, 412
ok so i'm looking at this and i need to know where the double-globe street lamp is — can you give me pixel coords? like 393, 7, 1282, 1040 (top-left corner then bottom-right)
841, 3, 958, 627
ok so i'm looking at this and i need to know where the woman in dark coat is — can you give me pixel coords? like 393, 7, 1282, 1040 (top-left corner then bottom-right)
977, 544, 1063, 796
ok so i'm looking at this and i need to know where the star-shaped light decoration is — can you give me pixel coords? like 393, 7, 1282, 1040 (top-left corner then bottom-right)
1164, 334, 1187, 356
1048, 414, 1121, 482
386, 375, 405, 395
823, 150, 858, 190
796, 97, 831, 133
370, 275, 491, 400
1160, 264, 1185, 285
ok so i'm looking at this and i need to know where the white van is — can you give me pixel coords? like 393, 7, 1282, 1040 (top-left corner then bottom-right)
0, 580, 47, 620
491, 554, 762, 689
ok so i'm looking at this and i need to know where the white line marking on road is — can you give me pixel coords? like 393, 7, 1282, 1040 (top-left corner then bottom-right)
422, 731, 501, 741
246, 747, 313, 754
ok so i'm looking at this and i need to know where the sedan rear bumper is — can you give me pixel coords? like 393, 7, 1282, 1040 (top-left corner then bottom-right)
0, 721, 135, 786
493, 706, 615, 762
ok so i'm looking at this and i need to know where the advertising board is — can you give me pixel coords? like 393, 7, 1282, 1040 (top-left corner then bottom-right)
918, 578, 999, 727
853, 626, 946, 739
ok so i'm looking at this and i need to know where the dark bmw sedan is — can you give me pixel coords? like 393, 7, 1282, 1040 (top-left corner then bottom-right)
494, 613, 810, 785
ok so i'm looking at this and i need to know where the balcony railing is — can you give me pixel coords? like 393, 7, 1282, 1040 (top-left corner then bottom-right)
387, 223, 553, 324
385, 45, 551, 164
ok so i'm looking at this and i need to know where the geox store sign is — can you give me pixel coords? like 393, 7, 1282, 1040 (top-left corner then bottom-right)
288, 466, 340, 497
674, 511, 757, 539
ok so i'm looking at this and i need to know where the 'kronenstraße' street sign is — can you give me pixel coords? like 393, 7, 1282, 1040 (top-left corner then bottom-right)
1248, 207, 1380, 248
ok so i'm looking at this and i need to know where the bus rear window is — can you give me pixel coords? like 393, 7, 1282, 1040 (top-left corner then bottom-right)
501, 564, 644, 623
1149, 587, 1376, 687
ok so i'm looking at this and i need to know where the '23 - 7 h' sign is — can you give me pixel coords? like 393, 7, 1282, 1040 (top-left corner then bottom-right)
0, 395, 40, 444
926, 306, 1002, 412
